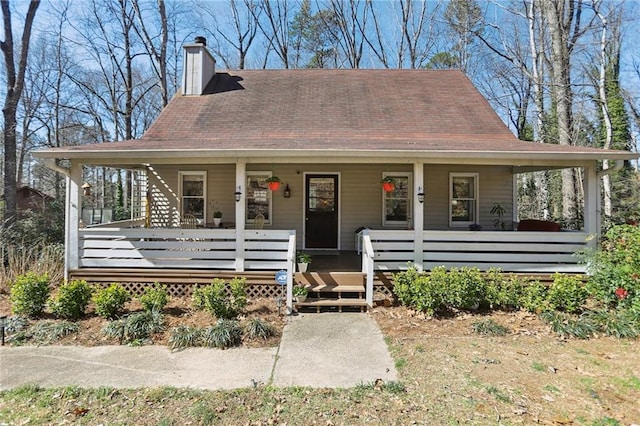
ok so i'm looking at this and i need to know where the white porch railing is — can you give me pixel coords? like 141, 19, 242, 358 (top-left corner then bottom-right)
361, 232, 375, 307
366, 229, 590, 273
78, 228, 296, 272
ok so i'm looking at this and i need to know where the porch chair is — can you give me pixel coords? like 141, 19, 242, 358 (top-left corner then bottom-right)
253, 214, 265, 229
180, 214, 198, 229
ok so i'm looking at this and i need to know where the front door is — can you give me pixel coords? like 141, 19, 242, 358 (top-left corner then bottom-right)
305, 174, 339, 249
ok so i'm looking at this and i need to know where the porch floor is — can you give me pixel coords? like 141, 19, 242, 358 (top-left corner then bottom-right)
304, 250, 361, 272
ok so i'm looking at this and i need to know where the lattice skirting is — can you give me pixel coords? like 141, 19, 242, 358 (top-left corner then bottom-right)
90, 281, 395, 303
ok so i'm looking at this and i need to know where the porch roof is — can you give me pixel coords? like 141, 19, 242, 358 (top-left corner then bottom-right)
34, 69, 637, 163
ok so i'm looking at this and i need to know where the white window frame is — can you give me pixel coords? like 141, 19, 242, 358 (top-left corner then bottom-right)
382, 172, 412, 227
246, 171, 273, 225
179, 171, 207, 224
449, 172, 479, 228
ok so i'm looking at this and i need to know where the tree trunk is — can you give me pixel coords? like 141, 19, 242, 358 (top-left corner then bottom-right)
543, 0, 577, 225
1, 0, 40, 226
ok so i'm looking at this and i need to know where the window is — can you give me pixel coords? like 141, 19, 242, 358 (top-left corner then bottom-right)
449, 173, 478, 227
382, 172, 411, 227
179, 171, 206, 223
246, 172, 272, 224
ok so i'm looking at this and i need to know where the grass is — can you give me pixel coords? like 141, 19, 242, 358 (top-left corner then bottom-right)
470, 318, 508, 336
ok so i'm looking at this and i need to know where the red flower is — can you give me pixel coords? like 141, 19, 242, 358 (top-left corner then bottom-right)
615, 287, 628, 300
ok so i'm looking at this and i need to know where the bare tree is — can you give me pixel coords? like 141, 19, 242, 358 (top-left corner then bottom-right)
325, 0, 367, 68
132, 0, 169, 106
253, 0, 294, 68
198, 0, 260, 69
1, 0, 40, 225
542, 0, 590, 226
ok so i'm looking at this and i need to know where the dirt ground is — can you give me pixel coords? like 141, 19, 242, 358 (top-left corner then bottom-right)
0, 295, 286, 348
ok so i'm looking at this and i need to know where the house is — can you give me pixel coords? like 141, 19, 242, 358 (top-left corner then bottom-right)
1, 185, 54, 220
34, 38, 638, 312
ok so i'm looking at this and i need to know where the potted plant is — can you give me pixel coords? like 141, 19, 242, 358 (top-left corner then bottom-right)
490, 202, 508, 230
293, 283, 308, 302
296, 251, 312, 272
380, 176, 395, 192
266, 176, 281, 191
213, 210, 223, 227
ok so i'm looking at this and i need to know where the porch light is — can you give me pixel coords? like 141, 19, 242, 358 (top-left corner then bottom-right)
235, 186, 242, 202
283, 184, 291, 198
82, 182, 92, 196
417, 187, 425, 204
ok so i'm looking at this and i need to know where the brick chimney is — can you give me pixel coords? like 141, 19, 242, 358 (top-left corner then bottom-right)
182, 36, 216, 96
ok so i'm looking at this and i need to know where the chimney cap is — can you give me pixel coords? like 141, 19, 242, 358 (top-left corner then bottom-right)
194, 36, 207, 46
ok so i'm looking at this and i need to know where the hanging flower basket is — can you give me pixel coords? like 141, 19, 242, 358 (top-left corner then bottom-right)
268, 181, 281, 191
382, 182, 395, 192
266, 176, 281, 191
380, 177, 395, 192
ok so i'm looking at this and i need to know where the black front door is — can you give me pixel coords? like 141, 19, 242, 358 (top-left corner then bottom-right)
305, 174, 339, 249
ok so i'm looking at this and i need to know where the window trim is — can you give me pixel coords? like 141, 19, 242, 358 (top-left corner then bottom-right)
449, 172, 479, 228
382, 172, 412, 227
246, 171, 273, 225
178, 171, 207, 224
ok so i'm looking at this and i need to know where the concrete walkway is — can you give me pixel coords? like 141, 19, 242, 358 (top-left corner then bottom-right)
0, 313, 397, 390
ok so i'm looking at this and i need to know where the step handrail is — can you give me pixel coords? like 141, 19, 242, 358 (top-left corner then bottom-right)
361, 230, 375, 307
285, 230, 296, 314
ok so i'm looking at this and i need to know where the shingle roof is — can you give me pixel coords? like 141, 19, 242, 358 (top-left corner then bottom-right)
36, 69, 636, 160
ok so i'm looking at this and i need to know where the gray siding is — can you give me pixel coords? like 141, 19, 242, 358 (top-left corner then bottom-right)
146, 163, 514, 248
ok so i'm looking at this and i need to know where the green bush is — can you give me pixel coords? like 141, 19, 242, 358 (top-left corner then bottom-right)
584, 224, 640, 310
192, 278, 247, 319
201, 319, 243, 349
547, 273, 588, 313
521, 281, 549, 313
484, 269, 525, 310
244, 318, 277, 340
442, 267, 485, 310
103, 310, 165, 345
139, 284, 170, 312
9, 273, 50, 317
92, 283, 131, 319
393, 267, 445, 316
49, 280, 93, 320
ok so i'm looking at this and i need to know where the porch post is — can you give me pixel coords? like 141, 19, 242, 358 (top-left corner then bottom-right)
67, 161, 82, 276
413, 162, 424, 271
584, 164, 599, 247
235, 160, 246, 272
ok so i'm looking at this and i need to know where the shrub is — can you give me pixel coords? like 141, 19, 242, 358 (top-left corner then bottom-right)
49, 280, 93, 320
92, 283, 131, 319
484, 269, 525, 310
584, 224, 640, 310
11, 321, 79, 345
103, 310, 165, 344
139, 284, 170, 312
192, 278, 247, 319
392, 266, 422, 307
202, 319, 243, 349
9, 272, 50, 317
244, 318, 277, 340
442, 267, 485, 310
521, 281, 549, 313
547, 274, 588, 313
168, 325, 203, 350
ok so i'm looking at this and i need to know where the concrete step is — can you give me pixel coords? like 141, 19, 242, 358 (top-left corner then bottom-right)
294, 297, 368, 313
